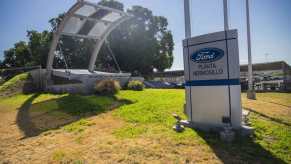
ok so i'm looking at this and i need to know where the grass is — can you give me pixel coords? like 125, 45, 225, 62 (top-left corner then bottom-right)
0, 93, 67, 112
0, 94, 34, 111
29, 94, 120, 116
242, 92, 291, 125
115, 90, 291, 163
0, 73, 29, 93
0, 89, 290, 163
113, 90, 291, 163
250, 113, 291, 162
52, 150, 66, 161
63, 119, 95, 133
1, 93, 122, 115
254, 92, 291, 107
52, 149, 84, 163
113, 89, 196, 141
0, 93, 128, 137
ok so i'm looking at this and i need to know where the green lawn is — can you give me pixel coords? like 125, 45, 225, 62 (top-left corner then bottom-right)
254, 92, 291, 107
114, 90, 291, 163
242, 92, 291, 125
0, 90, 290, 163
0, 73, 29, 93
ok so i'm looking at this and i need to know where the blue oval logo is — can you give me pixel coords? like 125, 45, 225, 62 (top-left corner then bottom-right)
191, 48, 224, 63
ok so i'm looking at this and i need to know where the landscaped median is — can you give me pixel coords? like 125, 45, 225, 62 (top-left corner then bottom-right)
0, 89, 290, 163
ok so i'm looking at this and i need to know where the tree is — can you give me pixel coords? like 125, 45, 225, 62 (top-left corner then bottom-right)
14, 41, 31, 67
2, 41, 31, 67
154, 31, 174, 71
49, 14, 96, 69
27, 30, 52, 67
53, 36, 95, 69
103, 5, 158, 74
98, 0, 124, 10
98, 0, 174, 74
2, 48, 16, 67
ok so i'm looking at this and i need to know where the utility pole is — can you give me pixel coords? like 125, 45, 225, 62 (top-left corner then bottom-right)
184, 0, 191, 38
246, 0, 256, 99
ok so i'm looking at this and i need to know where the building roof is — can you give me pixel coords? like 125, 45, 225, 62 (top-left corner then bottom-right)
240, 61, 290, 72
153, 61, 291, 77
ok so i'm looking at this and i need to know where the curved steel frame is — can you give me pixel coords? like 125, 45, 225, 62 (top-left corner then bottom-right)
46, 0, 131, 72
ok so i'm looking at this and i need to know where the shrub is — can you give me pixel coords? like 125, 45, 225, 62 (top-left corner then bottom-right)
95, 80, 121, 95
127, 80, 144, 91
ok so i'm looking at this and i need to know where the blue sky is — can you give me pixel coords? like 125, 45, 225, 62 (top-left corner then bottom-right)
0, 0, 290, 70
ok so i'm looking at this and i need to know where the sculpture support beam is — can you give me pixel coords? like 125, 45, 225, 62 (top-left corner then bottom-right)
88, 16, 131, 72
46, 2, 85, 72
45, 0, 132, 85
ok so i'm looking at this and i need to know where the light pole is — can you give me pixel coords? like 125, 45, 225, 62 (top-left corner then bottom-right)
246, 0, 256, 99
223, 0, 229, 31
184, 0, 191, 38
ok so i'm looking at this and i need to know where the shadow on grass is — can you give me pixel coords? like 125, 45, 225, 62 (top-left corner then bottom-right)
260, 100, 291, 109
196, 130, 287, 164
244, 107, 291, 127
16, 94, 133, 139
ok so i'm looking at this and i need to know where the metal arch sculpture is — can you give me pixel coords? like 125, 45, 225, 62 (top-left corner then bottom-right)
46, 0, 132, 72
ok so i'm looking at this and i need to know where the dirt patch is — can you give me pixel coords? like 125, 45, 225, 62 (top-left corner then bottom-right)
0, 111, 123, 163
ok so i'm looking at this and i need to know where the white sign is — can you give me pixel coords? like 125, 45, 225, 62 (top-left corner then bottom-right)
183, 30, 242, 129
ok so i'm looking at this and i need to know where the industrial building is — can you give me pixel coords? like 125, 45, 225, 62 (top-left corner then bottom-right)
152, 61, 291, 91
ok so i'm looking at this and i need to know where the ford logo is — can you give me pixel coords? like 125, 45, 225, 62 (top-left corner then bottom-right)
191, 48, 224, 63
